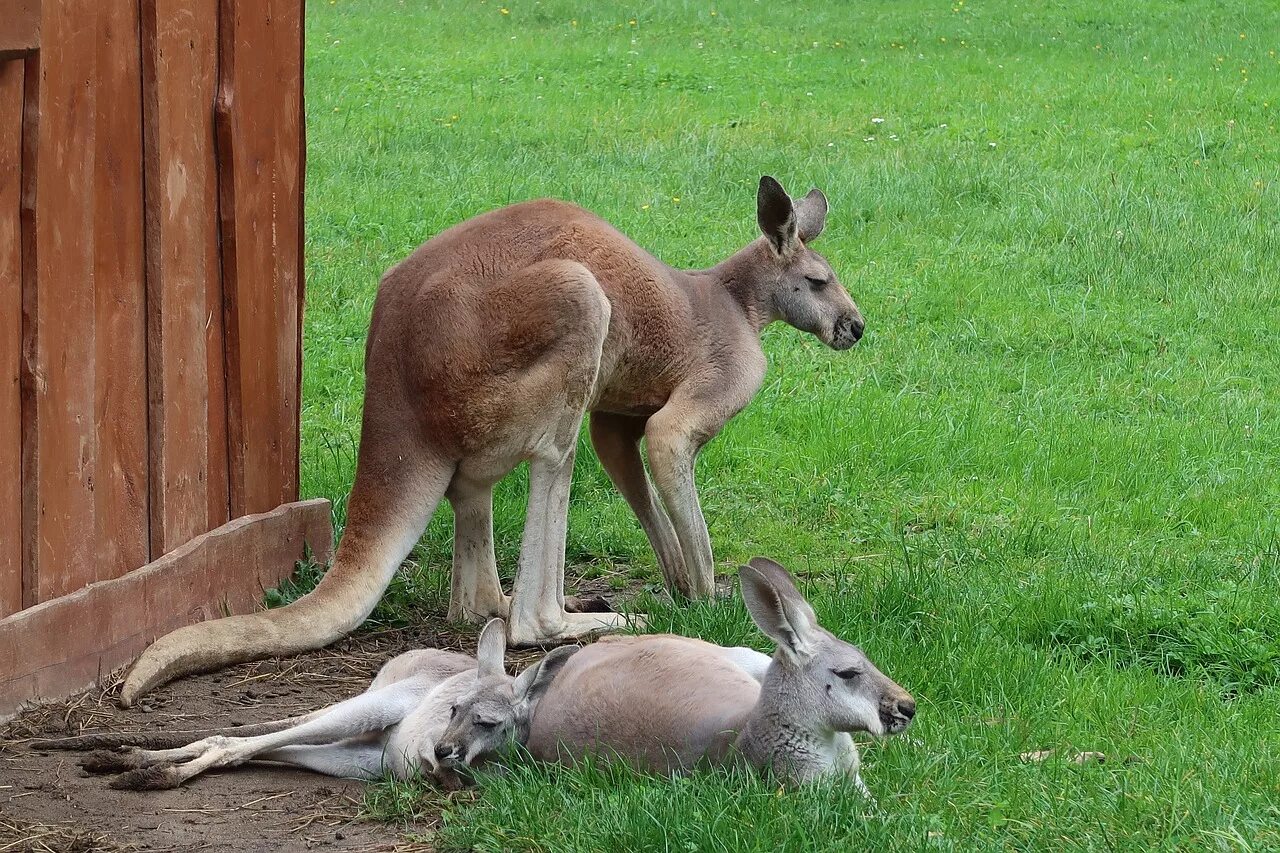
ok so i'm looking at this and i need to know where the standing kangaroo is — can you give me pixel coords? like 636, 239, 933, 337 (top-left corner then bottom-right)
121, 176, 864, 705
437, 558, 915, 787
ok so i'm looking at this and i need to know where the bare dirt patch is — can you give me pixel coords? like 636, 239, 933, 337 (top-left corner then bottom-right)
0, 623, 467, 853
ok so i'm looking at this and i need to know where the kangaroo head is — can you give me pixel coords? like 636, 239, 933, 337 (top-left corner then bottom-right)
434, 619, 579, 769
755, 176, 864, 350
740, 557, 915, 737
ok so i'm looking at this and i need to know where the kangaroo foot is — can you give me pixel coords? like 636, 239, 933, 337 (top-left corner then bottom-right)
82, 748, 146, 775
109, 763, 185, 791
448, 593, 511, 625
506, 610, 643, 647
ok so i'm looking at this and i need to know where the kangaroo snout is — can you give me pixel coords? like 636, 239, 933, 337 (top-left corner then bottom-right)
434, 741, 458, 763
830, 312, 865, 350
880, 693, 916, 734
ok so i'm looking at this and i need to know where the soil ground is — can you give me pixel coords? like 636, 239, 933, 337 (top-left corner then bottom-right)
0, 620, 495, 853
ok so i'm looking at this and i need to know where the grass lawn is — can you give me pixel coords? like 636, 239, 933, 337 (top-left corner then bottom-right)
301, 0, 1280, 849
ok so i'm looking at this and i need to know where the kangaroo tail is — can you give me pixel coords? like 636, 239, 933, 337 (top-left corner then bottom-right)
119, 457, 453, 706
34, 711, 322, 752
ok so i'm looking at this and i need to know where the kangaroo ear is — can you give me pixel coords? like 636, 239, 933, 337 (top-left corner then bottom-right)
794, 188, 828, 243
757, 176, 799, 256
476, 618, 507, 679
739, 559, 818, 664
513, 645, 579, 709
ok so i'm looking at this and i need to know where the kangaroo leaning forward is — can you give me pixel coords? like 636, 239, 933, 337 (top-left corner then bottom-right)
121, 176, 865, 705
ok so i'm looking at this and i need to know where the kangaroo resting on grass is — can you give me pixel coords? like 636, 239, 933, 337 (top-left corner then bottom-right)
436, 558, 915, 787
39, 620, 577, 790
121, 176, 865, 705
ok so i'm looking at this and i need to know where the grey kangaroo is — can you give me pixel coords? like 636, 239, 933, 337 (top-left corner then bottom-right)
436, 558, 915, 787
41, 620, 576, 790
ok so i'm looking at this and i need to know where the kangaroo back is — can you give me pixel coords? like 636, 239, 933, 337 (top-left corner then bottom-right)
527, 635, 760, 774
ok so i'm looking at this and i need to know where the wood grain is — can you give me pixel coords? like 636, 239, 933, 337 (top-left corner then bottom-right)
24, 2, 99, 603
142, 0, 224, 556
218, 0, 304, 518
93, 0, 149, 582
0, 61, 23, 616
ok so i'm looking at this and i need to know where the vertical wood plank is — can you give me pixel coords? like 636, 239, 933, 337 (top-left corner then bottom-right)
142, 0, 223, 556
218, 0, 303, 518
94, 0, 150, 581
0, 61, 23, 616
24, 2, 100, 604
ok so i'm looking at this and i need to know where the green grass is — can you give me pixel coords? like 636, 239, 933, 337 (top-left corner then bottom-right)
300, 0, 1280, 848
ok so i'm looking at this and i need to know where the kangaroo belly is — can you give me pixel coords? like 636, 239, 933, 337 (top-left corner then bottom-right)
527, 637, 760, 774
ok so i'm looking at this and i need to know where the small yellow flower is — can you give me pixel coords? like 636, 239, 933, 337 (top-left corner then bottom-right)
672, 196, 681, 203
1239, 33, 1246, 39
571, 19, 577, 26
710, 9, 717, 16
629, 19, 636, 26
500, 6, 509, 13
641, 204, 651, 210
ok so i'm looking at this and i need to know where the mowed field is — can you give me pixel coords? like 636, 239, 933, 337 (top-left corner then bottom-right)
300, 1, 1280, 849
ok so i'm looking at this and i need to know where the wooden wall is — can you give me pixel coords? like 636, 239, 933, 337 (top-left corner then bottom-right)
0, 0, 304, 619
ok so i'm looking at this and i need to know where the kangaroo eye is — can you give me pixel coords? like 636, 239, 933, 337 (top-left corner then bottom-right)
831, 667, 862, 680
475, 719, 498, 730
805, 276, 829, 290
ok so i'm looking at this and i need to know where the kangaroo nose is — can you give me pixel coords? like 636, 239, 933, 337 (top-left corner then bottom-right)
434, 742, 452, 762
849, 316, 865, 342
897, 697, 916, 720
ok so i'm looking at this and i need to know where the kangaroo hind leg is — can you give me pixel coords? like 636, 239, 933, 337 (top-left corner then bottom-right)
493, 261, 630, 646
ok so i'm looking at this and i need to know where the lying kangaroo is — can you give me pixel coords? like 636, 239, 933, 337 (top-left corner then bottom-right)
121, 175, 864, 705
437, 558, 915, 786
42, 621, 576, 790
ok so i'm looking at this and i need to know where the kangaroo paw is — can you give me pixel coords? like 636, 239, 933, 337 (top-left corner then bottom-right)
109, 764, 184, 791
82, 748, 145, 775
507, 610, 641, 647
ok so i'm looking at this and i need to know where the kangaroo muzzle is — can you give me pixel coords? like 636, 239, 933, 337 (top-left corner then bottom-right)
830, 313, 865, 350
879, 694, 916, 734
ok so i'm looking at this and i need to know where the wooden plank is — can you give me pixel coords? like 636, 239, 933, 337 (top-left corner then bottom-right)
17, 51, 37, 610
0, 498, 333, 721
0, 61, 23, 617
217, 0, 303, 518
142, 0, 223, 556
0, 0, 40, 61
23, 3, 99, 604
93, 0, 149, 581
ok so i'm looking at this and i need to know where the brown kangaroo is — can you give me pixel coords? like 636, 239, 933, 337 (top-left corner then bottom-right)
120, 176, 864, 705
